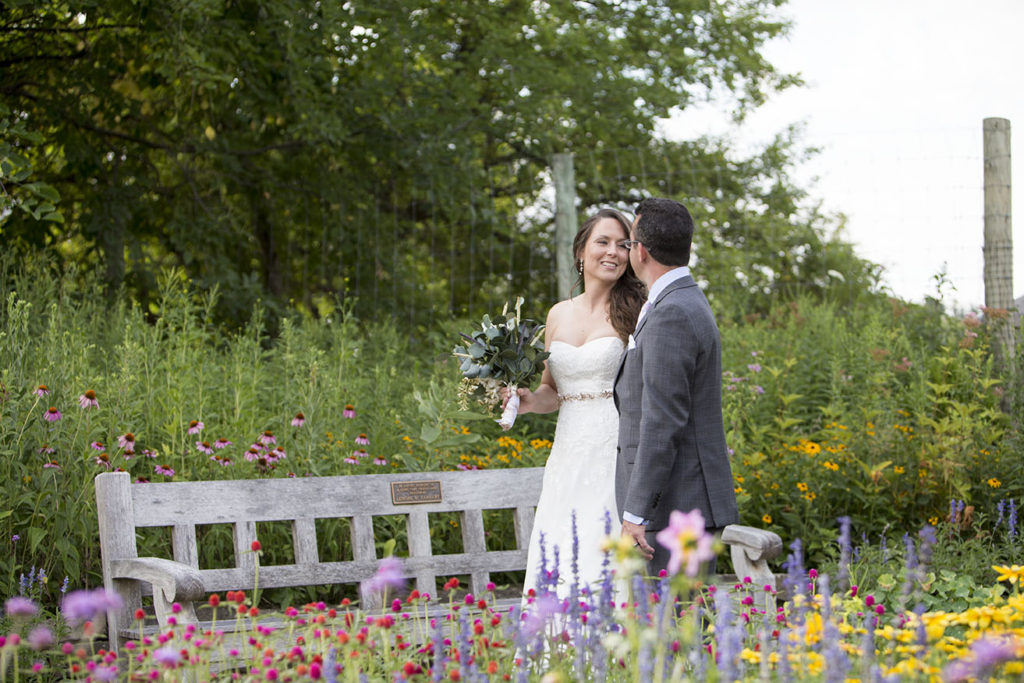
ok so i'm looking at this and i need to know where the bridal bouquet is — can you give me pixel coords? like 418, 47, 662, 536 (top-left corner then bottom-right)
452, 297, 549, 430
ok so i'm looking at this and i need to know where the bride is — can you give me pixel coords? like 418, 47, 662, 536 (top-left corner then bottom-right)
506, 208, 645, 600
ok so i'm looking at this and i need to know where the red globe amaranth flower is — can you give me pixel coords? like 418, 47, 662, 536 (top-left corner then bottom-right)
251, 540, 262, 552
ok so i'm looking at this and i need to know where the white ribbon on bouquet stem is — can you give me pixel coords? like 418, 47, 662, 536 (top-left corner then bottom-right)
497, 384, 520, 431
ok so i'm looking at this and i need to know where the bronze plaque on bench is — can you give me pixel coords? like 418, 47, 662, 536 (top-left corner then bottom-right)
390, 480, 443, 505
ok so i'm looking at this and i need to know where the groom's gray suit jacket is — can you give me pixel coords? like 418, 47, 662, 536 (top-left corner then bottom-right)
613, 275, 739, 532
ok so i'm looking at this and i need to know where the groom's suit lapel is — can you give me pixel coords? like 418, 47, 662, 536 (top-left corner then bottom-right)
614, 274, 696, 384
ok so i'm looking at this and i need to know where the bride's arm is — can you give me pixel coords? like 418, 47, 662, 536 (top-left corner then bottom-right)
502, 305, 561, 415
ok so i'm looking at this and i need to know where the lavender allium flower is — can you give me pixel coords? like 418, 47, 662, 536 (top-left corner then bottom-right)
92, 666, 118, 682
78, 390, 98, 409
62, 588, 122, 624
361, 556, 405, 595
187, 420, 204, 434
11, 534, 20, 542
153, 647, 182, 668
44, 406, 62, 422
27, 625, 54, 650
655, 509, 714, 577
4, 596, 38, 617
291, 412, 305, 427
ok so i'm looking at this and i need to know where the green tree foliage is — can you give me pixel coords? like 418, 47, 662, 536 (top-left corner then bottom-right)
1, 0, 880, 329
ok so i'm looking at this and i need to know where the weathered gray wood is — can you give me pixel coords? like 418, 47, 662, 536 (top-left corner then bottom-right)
128, 469, 546, 526
292, 518, 319, 565
460, 508, 489, 595
984, 117, 1015, 372
110, 557, 203, 626
350, 515, 378, 609
172, 524, 199, 569
95, 472, 141, 649
551, 151, 578, 299
406, 511, 434, 597
513, 505, 535, 550
233, 521, 258, 574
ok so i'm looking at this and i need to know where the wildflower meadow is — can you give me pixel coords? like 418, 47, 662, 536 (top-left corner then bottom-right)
1, 259, 1023, 680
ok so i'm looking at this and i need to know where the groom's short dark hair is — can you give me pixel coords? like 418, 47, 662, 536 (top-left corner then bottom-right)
634, 198, 693, 267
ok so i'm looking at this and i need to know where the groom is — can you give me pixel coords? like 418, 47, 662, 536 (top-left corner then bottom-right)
613, 197, 738, 576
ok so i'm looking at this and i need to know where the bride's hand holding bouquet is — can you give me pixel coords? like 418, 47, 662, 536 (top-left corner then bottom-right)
452, 297, 549, 431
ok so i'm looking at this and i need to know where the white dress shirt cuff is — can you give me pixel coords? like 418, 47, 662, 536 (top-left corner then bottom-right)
622, 511, 648, 526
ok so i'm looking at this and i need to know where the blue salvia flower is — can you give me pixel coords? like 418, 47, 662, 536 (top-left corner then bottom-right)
777, 626, 792, 682
455, 607, 481, 682
819, 575, 850, 683
837, 516, 852, 593
996, 498, 1007, 529
19, 572, 29, 595
949, 498, 959, 527
37, 567, 46, 584
1009, 498, 1018, 542
782, 539, 807, 627
859, 609, 877, 681
431, 605, 449, 683
879, 532, 889, 565
60, 576, 69, 594
713, 588, 742, 683
323, 648, 339, 683
918, 525, 937, 573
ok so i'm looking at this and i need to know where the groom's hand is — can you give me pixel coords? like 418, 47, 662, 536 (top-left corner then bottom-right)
621, 520, 654, 561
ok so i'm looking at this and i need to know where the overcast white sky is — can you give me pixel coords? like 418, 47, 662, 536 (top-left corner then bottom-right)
666, 0, 1022, 312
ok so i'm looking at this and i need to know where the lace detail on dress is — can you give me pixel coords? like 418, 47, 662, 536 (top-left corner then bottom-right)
524, 336, 625, 599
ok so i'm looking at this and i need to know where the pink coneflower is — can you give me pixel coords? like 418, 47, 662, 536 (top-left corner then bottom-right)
43, 407, 61, 422
210, 455, 232, 466
90, 441, 105, 451
355, 433, 370, 446
343, 404, 356, 419
258, 430, 276, 445
291, 412, 305, 428
245, 447, 262, 462
352, 449, 367, 459
43, 460, 61, 470
123, 446, 134, 459
154, 464, 175, 477
195, 441, 213, 455
78, 390, 98, 409
373, 457, 388, 466
141, 448, 157, 458
187, 420, 204, 435
267, 446, 287, 463
37, 444, 54, 455
118, 433, 136, 449
34, 385, 50, 397
214, 438, 232, 449
94, 452, 111, 469
343, 457, 359, 465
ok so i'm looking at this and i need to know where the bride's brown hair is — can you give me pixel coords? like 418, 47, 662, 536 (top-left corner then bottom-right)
572, 208, 647, 341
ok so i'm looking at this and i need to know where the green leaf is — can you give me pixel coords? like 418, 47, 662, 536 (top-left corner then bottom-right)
28, 526, 46, 554
420, 423, 441, 444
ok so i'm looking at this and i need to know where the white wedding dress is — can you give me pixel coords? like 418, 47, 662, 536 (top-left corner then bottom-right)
523, 336, 624, 600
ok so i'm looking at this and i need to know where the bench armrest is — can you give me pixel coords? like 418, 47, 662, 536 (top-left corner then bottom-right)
109, 558, 204, 627
721, 524, 783, 562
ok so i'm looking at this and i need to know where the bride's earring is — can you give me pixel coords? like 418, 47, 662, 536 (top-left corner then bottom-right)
576, 259, 584, 274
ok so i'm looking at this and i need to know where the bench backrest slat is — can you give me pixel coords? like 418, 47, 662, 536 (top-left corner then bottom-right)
128, 470, 544, 526
293, 518, 319, 565
172, 525, 199, 569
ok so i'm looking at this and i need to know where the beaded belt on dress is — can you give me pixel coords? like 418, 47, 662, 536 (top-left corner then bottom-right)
558, 390, 613, 405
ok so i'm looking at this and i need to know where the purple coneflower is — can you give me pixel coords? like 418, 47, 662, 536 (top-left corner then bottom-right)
118, 433, 135, 449
35, 385, 50, 396
4, 596, 39, 617
214, 438, 232, 449
373, 457, 388, 466
195, 441, 213, 455
154, 464, 175, 477
268, 446, 287, 462
90, 441, 104, 451
353, 449, 368, 459
343, 404, 356, 418
343, 457, 359, 465
355, 433, 370, 446
38, 444, 54, 455
187, 420, 204, 434
245, 447, 262, 462
258, 430, 276, 445
210, 455, 232, 466
43, 460, 60, 470
78, 390, 98, 409
94, 453, 111, 469
291, 412, 305, 427
141, 448, 157, 458
43, 407, 61, 422
27, 625, 54, 651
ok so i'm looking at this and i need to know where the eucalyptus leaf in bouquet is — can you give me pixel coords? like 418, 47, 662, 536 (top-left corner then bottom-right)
452, 297, 549, 429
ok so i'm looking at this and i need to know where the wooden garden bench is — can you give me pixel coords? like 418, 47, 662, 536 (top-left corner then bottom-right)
95, 468, 782, 651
